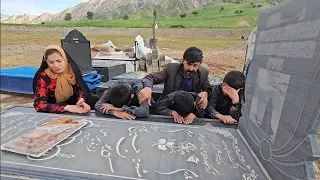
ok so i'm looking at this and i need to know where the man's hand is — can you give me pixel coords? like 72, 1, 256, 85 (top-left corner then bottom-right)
100, 103, 121, 113
183, 113, 196, 124
76, 98, 90, 112
217, 114, 237, 124
197, 91, 208, 109
172, 111, 184, 124
138, 87, 152, 105
222, 86, 240, 104
64, 105, 87, 114
114, 111, 136, 120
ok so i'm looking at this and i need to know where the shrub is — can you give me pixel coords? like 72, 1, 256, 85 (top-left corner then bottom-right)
123, 15, 129, 20
192, 11, 199, 16
87, 11, 94, 20
170, 25, 186, 28
180, 13, 186, 18
64, 13, 72, 23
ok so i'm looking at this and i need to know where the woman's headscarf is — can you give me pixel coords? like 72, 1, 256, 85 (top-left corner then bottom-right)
33, 45, 90, 103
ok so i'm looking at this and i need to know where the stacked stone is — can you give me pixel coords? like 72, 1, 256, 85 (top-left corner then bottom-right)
144, 48, 171, 73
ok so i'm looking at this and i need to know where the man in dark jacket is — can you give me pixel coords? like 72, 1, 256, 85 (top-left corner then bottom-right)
138, 47, 211, 110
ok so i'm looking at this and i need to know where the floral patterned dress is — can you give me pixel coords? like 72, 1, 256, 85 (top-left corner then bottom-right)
33, 71, 84, 113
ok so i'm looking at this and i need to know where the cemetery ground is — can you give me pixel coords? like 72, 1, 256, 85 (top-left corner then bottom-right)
1, 26, 247, 76
0, 26, 245, 109
0, 26, 319, 178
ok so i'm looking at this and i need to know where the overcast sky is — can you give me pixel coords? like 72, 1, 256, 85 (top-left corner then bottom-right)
1, 0, 87, 16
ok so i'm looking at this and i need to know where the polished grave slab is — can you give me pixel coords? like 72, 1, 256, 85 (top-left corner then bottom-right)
0, 106, 268, 180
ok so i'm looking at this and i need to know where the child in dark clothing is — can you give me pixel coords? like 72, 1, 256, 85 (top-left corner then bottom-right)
206, 71, 245, 124
94, 82, 149, 120
156, 90, 205, 124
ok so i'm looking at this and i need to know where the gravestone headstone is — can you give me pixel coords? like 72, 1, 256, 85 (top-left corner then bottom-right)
243, 27, 257, 77
102, 71, 222, 102
0, 106, 269, 180
95, 80, 164, 103
208, 77, 223, 86
112, 71, 149, 81
239, 0, 320, 179
92, 60, 126, 82
112, 72, 223, 87
61, 29, 93, 75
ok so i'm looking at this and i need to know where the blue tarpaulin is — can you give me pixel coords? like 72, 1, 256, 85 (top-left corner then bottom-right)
82, 71, 103, 90
0, 66, 37, 94
0, 66, 103, 94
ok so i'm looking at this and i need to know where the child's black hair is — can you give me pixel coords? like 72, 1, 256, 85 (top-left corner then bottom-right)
173, 91, 195, 117
223, 71, 246, 90
109, 84, 132, 108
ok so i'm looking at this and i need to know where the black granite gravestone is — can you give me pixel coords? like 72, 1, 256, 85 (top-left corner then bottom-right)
0, 106, 269, 180
95, 80, 164, 103
97, 72, 222, 103
112, 72, 223, 87
243, 27, 257, 77
105, 71, 223, 103
238, 0, 320, 179
92, 60, 126, 82
112, 71, 149, 81
61, 29, 93, 75
208, 76, 223, 86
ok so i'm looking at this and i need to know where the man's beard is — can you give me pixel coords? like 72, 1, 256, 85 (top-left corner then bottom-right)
186, 70, 195, 76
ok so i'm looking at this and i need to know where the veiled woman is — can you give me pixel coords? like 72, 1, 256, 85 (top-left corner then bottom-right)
33, 45, 98, 114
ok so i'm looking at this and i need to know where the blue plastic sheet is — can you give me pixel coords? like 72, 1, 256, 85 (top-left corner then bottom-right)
0, 66, 37, 94
0, 67, 103, 93
82, 71, 103, 90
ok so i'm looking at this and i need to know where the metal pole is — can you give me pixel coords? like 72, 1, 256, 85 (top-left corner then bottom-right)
152, 10, 157, 48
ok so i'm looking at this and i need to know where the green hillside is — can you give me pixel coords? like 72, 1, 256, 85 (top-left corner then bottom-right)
2, 2, 272, 29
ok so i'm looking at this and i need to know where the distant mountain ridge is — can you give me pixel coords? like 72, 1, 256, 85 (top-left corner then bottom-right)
1, 0, 284, 24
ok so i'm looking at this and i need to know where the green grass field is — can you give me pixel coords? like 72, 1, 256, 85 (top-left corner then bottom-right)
2, 2, 271, 29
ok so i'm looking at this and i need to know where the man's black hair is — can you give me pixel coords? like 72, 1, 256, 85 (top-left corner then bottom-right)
223, 71, 246, 90
173, 92, 195, 117
183, 47, 203, 64
109, 84, 132, 108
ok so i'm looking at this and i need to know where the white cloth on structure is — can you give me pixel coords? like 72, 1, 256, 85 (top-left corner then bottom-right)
135, 35, 152, 60
106, 40, 117, 48
95, 41, 126, 57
